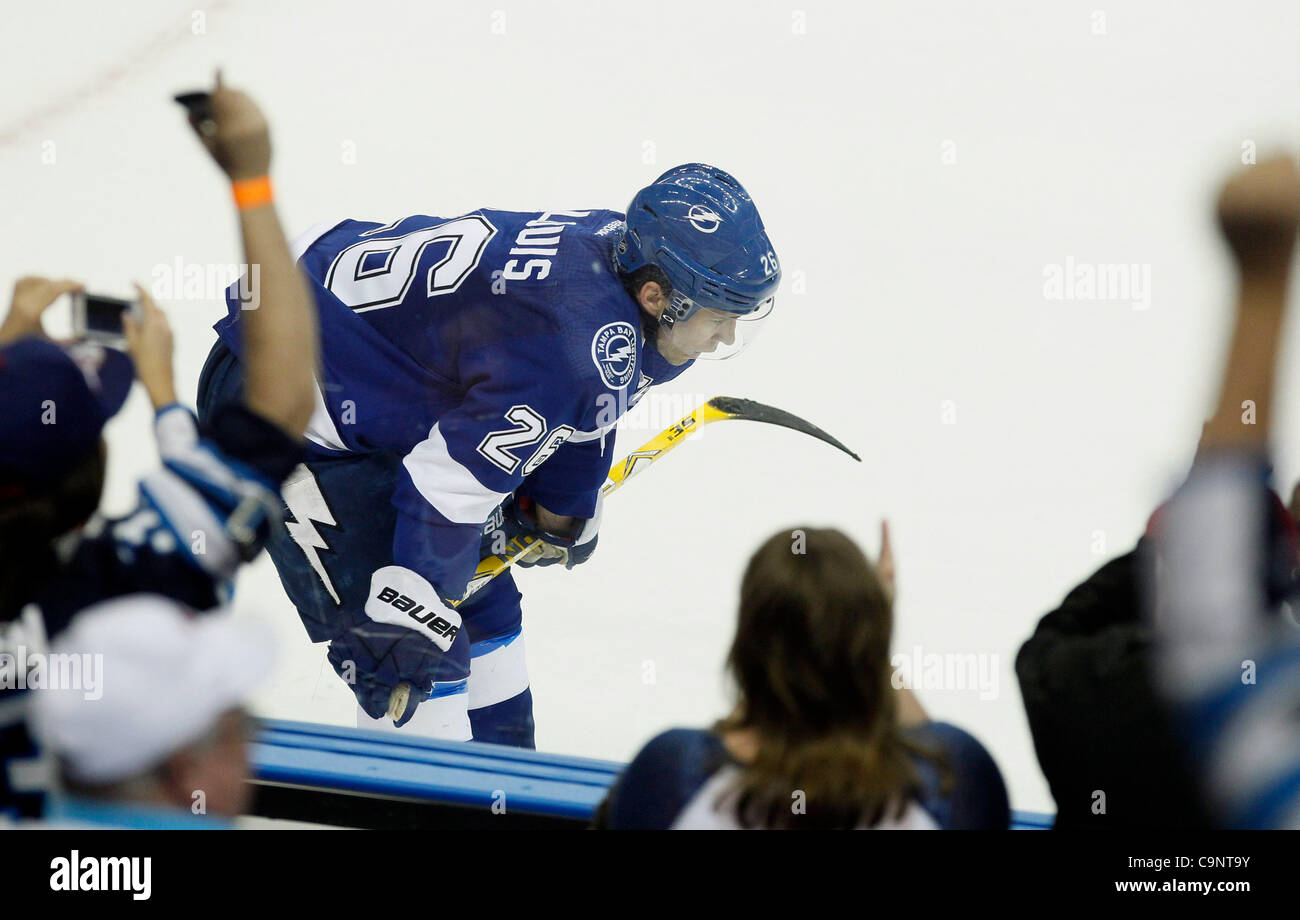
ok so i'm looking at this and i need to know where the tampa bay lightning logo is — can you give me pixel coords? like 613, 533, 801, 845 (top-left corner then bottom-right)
591, 322, 637, 389
686, 204, 721, 233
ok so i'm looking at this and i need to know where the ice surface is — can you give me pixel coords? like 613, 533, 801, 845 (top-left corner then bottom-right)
4, 0, 1299, 814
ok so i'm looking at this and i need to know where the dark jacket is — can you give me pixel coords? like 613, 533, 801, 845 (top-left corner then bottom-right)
1015, 539, 1212, 828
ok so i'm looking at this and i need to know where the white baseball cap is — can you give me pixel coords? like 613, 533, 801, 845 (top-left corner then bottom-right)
29, 594, 275, 785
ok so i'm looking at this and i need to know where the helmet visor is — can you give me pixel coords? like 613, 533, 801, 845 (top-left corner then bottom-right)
660, 292, 773, 361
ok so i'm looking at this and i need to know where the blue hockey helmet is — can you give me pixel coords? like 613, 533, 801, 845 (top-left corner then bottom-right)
617, 164, 779, 356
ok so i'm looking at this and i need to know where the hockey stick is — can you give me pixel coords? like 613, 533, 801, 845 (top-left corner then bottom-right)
386, 395, 861, 720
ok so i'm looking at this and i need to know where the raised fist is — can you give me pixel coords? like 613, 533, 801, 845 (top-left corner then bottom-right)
187, 71, 272, 180
1217, 155, 1300, 274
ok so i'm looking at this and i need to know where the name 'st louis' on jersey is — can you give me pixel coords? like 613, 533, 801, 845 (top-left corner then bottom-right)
498, 211, 593, 282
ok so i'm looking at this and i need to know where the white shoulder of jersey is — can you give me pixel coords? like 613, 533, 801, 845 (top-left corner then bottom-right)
403, 423, 511, 525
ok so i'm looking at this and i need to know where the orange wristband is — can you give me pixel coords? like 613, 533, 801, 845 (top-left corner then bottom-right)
232, 175, 273, 210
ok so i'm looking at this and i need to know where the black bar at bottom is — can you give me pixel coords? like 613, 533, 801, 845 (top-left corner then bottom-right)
248, 780, 588, 830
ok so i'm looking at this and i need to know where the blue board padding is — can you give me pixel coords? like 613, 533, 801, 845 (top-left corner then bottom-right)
252, 719, 1058, 826
1010, 810, 1053, 830
252, 719, 622, 819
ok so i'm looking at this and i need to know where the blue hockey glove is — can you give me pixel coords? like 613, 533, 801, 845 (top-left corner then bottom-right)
327, 623, 436, 725
327, 566, 465, 726
480, 492, 601, 570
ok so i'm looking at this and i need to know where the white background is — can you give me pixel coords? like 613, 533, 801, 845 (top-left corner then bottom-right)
3, 0, 1298, 814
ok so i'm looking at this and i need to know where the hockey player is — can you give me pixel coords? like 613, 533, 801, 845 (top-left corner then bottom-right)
197, 164, 781, 746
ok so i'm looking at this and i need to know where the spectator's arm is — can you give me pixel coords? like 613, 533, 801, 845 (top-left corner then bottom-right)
1155, 156, 1300, 827
186, 72, 317, 439
123, 286, 176, 409
1200, 157, 1297, 454
1160, 158, 1298, 676
233, 189, 317, 437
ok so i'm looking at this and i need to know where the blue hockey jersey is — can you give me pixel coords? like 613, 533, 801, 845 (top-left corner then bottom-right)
215, 208, 689, 603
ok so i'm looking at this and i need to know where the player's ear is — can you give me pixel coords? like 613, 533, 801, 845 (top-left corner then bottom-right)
637, 281, 667, 318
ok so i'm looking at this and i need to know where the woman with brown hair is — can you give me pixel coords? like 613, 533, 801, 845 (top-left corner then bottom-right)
598, 525, 1009, 829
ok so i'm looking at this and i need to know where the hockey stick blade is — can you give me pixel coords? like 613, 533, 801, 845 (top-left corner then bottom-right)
705, 397, 862, 462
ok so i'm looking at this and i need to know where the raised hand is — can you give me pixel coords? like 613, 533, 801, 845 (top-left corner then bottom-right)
1216, 155, 1300, 275
122, 283, 176, 409
185, 71, 272, 181
0, 277, 83, 344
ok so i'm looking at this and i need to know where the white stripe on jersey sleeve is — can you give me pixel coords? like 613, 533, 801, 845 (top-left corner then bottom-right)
402, 423, 510, 525
566, 420, 617, 444
137, 468, 239, 577
157, 413, 260, 499
154, 404, 199, 457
